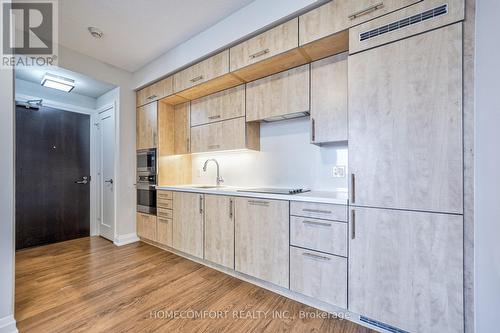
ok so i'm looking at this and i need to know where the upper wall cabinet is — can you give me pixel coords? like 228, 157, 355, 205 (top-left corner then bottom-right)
310, 52, 348, 144
298, 0, 349, 61
347, 0, 422, 27
137, 76, 173, 107
173, 50, 242, 100
137, 101, 157, 150
230, 18, 308, 82
246, 64, 309, 122
190, 85, 245, 127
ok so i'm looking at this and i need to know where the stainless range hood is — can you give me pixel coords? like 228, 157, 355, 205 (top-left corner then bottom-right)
260, 111, 310, 123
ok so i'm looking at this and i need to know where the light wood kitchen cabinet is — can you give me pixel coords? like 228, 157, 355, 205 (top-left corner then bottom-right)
173, 50, 232, 94
290, 246, 347, 308
172, 192, 204, 258
173, 102, 190, 154
246, 64, 309, 122
310, 53, 348, 144
136, 76, 173, 107
349, 24, 463, 214
190, 117, 259, 153
204, 195, 235, 269
137, 213, 156, 241
190, 85, 245, 127
156, 218, 172, 247
290, 201, 347, 222
235, 198, 289, 288
347, 0, 421, 27
136, 101, 157, 149
348, 206, 463, 333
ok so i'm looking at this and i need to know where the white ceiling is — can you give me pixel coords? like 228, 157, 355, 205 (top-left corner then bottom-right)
59, 0, 255, 72
15, 66, 116, 98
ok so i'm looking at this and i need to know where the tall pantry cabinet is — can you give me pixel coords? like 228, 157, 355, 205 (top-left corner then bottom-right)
347, 2, 465, 331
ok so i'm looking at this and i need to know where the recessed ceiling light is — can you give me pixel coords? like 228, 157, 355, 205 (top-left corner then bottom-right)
88, 26, 103, 39
41, 74, 75, 92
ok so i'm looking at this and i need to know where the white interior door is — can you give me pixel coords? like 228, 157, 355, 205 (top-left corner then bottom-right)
98, 107, 115, 241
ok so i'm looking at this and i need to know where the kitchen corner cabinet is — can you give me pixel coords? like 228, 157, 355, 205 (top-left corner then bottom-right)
348, 206, 463, 333
136, 101, 157, 150
246, 64, 310, 122
310, 53, 348, 144
349, 24, 463, 214
190, 117, 260, 153
172, 192, 204, 258
137, 213, 157, 241
235, 198, 289, 288
347, 0, 421, 27
204, 195, 235, 269
136, 76, 173, 107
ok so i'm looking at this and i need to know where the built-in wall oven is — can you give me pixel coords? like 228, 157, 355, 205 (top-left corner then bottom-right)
137, 149, 157, 215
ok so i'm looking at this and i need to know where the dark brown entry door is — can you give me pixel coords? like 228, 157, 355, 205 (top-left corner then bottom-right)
16, 105, 90, 250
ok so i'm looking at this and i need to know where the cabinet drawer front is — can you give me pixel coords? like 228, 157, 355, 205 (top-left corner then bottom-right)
173, 50, 230, 93
191, 117, 247, 153
157, 198, 173, 210
349, 0, 464, 54
246, 64, 310, 122
157, 190, 173, 200
290, 216, 347, 257
348, 0, 421, 27
230, 18, 298, 72
299, 0, 349, 46
157, 218, 172, 247
290, 246, 347, 308
191, 85, 245, 126
157, 207, 173, 219
291, 202, 347, 221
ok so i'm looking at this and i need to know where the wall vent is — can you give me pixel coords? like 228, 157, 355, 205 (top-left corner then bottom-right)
360, 316, 410, 333
359, 4, 448, 42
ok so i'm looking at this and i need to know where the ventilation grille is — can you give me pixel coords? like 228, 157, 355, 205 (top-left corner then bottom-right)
359, 4, 448, 42
360, 316, 410, 333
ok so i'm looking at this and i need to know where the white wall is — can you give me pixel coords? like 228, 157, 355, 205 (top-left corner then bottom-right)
474, 0, 500, 331
191, 118, 347, 190
0, 68, 17, 332
15, 78, 97, 111
133, 0, 325, 88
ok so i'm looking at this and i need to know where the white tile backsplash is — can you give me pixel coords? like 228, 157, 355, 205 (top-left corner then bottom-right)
191, 117, 348, 191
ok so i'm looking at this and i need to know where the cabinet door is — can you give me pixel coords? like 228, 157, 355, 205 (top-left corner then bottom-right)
349, 207, 463, 333
190, 85, 245, 127
230, 18, 298, 72
173, 102, 190, 154
347, 0, 421, 27
157, 218, 172, 247
137, 213, 156, 241
204, 195, 234, 269
299, 0, 349, 45
246, 64, 309, 122
349, 24, 463, 214
235, 198, 289, 288
173, 50, 230, 93
172, 192, 204, 258
136, 102, 157, 149
190, 117, 251, 153
310, 53, 348, 144
137, 76, 173, 107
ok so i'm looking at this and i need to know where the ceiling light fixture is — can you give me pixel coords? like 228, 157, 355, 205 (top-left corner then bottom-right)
41, 74, 75, 92
88, 26, 103, 39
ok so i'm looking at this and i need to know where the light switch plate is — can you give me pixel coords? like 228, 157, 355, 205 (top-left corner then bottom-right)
332, 165, 346, 178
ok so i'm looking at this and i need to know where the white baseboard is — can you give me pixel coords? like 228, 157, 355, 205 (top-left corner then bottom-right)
0, 315, 17, 333
113, 233, 140, 246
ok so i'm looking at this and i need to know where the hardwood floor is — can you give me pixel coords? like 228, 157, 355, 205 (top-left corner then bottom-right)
15, 237, 374, 333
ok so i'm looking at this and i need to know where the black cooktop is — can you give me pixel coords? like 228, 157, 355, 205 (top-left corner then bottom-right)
237, 188, 310, 195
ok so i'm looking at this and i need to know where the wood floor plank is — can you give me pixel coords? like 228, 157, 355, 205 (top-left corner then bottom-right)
15, 237, 374, 333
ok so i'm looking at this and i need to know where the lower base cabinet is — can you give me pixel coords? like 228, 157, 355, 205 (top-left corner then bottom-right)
349, 206, 464, 333
235, 197, 289, 288
156, 218, 173, 247
137, 213, 156, 241
290, 246, 347, 308
172, 192, 204, 258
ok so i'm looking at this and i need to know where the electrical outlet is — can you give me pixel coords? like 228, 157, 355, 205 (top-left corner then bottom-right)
332, 165, 346, 178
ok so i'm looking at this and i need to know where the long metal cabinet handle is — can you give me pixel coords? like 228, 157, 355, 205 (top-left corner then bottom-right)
311, 118, 315, 142
208, 115, 221, 120
190, 75, 204, 83
249, 48, 270, 59
147, 94, 157, 100
229, 198, 233, 219
303, 208, 331, 214
348, 2, 384, 19
351, 173, 356, 204
186, 138, 190, 153
199, 195, 204, 214
302, 252, 331, 261
351, 209, 356, 239
248, 200, 270, 207
303, 220, 332, 228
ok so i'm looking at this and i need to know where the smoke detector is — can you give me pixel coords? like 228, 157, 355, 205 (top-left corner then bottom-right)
88, 27, 103, 39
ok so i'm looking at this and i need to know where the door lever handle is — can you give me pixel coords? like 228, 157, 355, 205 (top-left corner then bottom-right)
75, 176, 89, 184
105, 179, 114, 184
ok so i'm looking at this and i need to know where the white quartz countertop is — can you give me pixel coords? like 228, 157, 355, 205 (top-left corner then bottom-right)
155, 185, 348, 205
